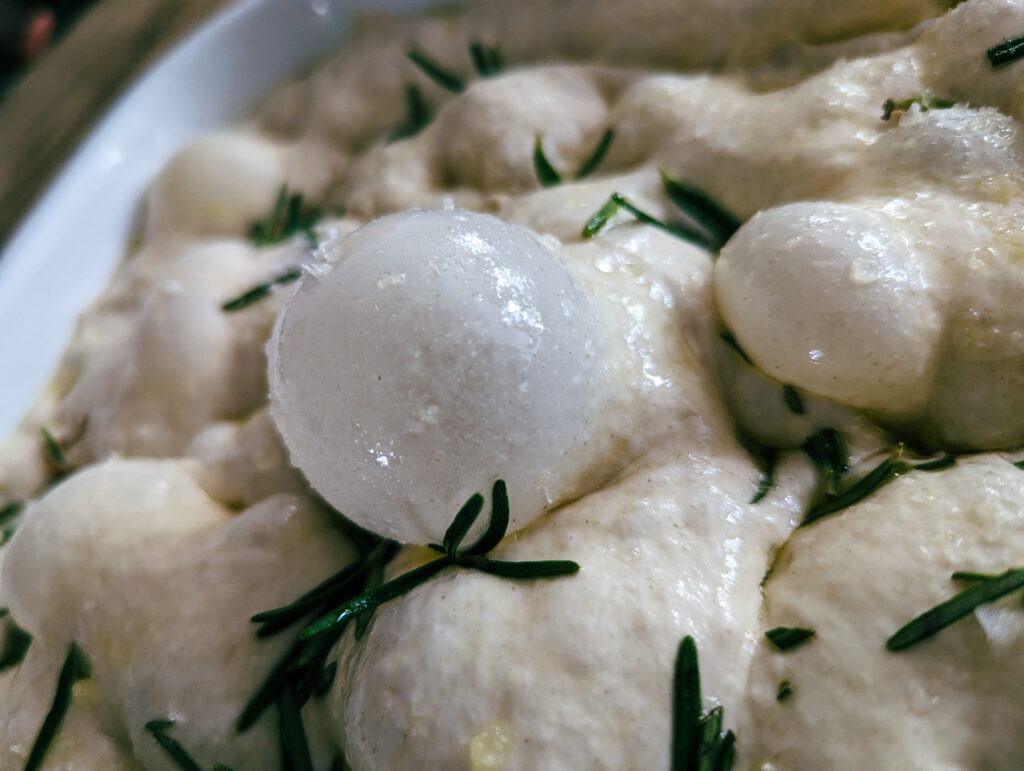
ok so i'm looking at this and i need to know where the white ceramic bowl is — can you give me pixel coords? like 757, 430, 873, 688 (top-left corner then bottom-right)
0, 0, 453, 436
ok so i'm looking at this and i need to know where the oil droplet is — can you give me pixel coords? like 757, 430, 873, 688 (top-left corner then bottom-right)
470, 720, 514, 771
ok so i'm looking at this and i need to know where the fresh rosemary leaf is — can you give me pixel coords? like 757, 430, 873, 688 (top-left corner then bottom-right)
719, 332, 752, 366
750, 449, 777, 505
314, 661, 338, 698
581, 196, 621, 238
0, 527, 13, 547
461, 479, 510, 556
354, 546, 386, 640
0, 621, 31, 672
575, 128, 615, 180
278, 685, 314, 771
301, 557, 453, 640
951, 571, 999, 582
801, 428, 847, 497
443, 492, 485, 555
765, 627, 815, 651
40, 427, 66, 468
611, 193, 714, 248
659, 170, 741, 249
145, 719, 203, 771
672, 636, 701, 771
911, 455, 955, 472
469, 42, 505, 77
987, 35, 1024, 67
471, 559, 580, 579
781, 385, 804, 415
238, 637, 306, 732
533, 135, 563, 187
407, 49, 465, 93
776, 680, 794, 701
388, 83, 431, 142
887, 568, 1024, 651
252, 558, 368, 635
881, 95, 955, 121
802, 449, 899, 525
0, 500, 23, 525
222, 270, 301, 312
1013, 459, 1024, 470
250, 186, 320, 248
25, 642, 90, 771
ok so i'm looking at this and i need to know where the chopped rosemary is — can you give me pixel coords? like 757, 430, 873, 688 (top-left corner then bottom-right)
881, 95, 955, 121
671, 636, 736, 771
40, 427, 66, 468
0, 621, 31, 672
388, 83, 431, 142
145, 720, 202, 771
469, 42, 505, 77
0, 500, 23, 526
250, 185, 320, 248
407, 49, 465, 93
803, 448, 899, 525
750, 447, 777, 505
951, 571, 999, 583
533, 135, 562, 187
659, 170, 741, 250
765, 627, 815, 652
1013, 459, 1024, 470
887, 568, 1024, 651
575, 128, 615, 180
776, 680, 795, 701
987, 35, 1024, 67
222, 270, 301, 312
581, 192, 712, 247
719, 331, 752, 366
781, 384, 804, 415
801, 428, 847, 498
24, 642, 90, 771
300, 480, 578, 641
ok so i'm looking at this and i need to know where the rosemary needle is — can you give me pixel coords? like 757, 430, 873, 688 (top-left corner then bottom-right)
25, 643, 90, 771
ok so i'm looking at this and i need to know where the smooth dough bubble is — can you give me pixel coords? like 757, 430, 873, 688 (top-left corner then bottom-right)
269, 209, 608, 545
714, 201, 942, 415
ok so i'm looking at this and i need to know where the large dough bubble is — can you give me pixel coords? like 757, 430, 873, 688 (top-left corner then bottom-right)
269, 209, 608, 544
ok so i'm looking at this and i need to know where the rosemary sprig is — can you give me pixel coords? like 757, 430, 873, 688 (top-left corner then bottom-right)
659, 170, 741, 250
0, 621, 31, 672
469, 42, 505, 77
671, 636, 736, 771
145, 720, 202, 771
881, 95, 955, 121
250, 186, 320, 248
388, 83, 431, 143
776, 680, 795, 701
765, 627, 815, 652
533, 135, 562, 187
575, 128, 614, 180
407, 49, 465, 93
887, 568, 1024, 651
803, 448, 900, 525
781, 385, 804, 415
24, 642, 90, 771
987, 35, 1024, 67
300, 480, 579, 641
581, 192, 713, 247
222, 270, 301, 312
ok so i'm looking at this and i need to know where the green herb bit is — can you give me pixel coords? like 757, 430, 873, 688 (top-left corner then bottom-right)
750, 447, 777, 505
765, 627, 815, 652
0, 621, 31, 672
911, 455, 955, 472
881, 95, 956, 121
24, 642, 90, 771
719, 331, 752, 366
1013, 459, 1024, 470
575, 128, 615, 180
659, 170, 741, 249
213, 766, 235, 771
951, 570, 999, 583
0, 528, 13, 547
776, 680, 795, 701
313, 661, 338, 698
301, 480, 578, 641
222, 270, 301, 312
803, 447, 901, 525
987, 35, 1024, 67
581, 193, 712, 247
250, 185, 320, 248
469, 42, 505, 77
145, 719, 203, 771
533, 135, 563, 187
40, 427, 66, 468
0, 500, 23, 525
388, 83, 431, 143
887, 568, 1024, 651
354, 546, 387, 640
671, 636, 736, 771
581, 196, 622, 238
277, 685, 314, 771
407, 49, 465, 93
801, 428, 847, 498
781, 385, 804, 415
